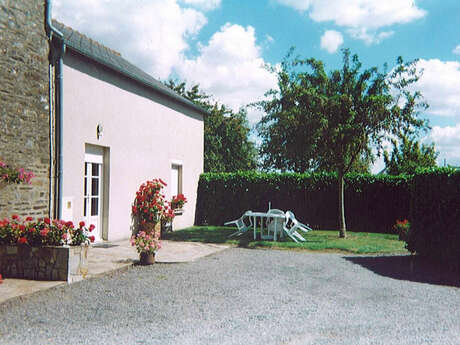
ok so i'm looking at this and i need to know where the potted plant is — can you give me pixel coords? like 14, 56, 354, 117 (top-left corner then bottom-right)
0, 215, 95, 281
393, 219, 411, 242
130, 230, 162, 265
131, 178, 175, 263
170, 193, 187, 214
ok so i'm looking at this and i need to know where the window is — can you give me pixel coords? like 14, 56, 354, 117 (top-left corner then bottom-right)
171, 163, 182, 198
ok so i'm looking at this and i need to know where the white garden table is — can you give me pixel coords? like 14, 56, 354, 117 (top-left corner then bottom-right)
245, 211, 286, 241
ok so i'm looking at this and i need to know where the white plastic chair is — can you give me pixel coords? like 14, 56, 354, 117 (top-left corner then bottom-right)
224, 211, 253, 237
266, 209, 286, 240
283, 211, 312, 243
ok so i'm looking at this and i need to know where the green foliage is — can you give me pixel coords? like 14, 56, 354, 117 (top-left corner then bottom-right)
165, 80, 257, 172
255, 48, 427, 174
384, 132, 438, 175
195, 171, 411, 234
254, 48, 428, 235
408, 167, 460, 269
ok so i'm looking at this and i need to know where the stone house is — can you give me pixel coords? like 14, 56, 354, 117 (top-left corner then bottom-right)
0, 0, 206, 241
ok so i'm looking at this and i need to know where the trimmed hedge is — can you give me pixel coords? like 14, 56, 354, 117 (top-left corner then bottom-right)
195, 171, 411, 233
408, 168, 460, 267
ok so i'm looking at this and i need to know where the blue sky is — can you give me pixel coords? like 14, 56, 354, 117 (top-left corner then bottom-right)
54, 0, 460, 170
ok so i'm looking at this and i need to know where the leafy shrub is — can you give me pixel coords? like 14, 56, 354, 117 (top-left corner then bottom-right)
195, 171, 411, 233
408, 167, 460, 268
393, 219, 411, 243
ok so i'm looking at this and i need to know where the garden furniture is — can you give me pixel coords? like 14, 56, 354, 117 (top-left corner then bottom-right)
224, 211, 254, 237
266, 209, 286, 240
282, 211, 312, 242
244, 211, 286, 240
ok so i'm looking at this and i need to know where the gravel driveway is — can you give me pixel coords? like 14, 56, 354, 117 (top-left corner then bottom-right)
1, 248, 459, 345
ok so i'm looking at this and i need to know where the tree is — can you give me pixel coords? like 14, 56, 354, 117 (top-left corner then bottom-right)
383, 132, 438, 175
165, 80, 257, 172
256, 48, 428, 238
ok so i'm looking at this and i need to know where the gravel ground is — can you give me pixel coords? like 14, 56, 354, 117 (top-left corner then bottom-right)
0, 248, 459, 345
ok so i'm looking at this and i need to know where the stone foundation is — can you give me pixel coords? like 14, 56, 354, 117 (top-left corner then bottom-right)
0, 245, 89, 281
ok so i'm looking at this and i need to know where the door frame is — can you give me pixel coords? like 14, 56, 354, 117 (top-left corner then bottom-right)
84, 144, 110, 241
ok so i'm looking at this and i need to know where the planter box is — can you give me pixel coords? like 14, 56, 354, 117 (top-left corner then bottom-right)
0, 244, 89, 282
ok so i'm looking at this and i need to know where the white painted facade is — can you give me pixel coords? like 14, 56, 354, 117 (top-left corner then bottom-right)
61, 51, 204, 241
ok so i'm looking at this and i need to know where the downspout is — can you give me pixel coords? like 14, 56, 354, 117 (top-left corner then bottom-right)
45, 0, 65, 219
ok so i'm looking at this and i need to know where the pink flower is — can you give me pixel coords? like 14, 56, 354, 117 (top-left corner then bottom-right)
18, 168, 25, 181
12, 214, 19, 220
40, 228, 50, 237
44, 217, 51, 225
25, 171, 34, 184
62, 233, 68, 240
0, 161, 5, 168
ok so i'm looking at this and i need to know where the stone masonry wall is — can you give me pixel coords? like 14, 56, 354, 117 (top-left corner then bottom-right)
0, 0, 51, 219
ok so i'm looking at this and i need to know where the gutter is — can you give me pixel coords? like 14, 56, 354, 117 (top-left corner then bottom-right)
45, 0, 66, 220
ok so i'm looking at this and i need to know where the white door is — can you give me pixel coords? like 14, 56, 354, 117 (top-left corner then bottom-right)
84, 152, 103, 241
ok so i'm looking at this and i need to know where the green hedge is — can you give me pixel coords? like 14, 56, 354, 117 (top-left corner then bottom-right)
195, 171, 411, 233
408, 168, 460, 266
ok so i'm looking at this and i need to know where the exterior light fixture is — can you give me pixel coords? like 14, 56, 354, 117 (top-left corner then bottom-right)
97, 123, 103, 139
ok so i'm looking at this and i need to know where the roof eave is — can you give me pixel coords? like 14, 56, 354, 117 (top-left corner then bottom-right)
64, 44, 208, 117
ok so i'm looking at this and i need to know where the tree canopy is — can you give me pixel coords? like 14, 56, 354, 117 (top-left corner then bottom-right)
165, 80, 257, 172
383, 132, 438, 175
255, 48, 428, 237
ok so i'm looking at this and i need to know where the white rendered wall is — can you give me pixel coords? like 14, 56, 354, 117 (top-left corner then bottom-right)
61, 51, 204, 241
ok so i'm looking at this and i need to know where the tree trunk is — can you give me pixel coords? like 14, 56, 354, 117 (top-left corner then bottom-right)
338, 170, 347, 238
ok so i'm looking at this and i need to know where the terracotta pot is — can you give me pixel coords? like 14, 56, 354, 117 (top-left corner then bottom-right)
140, 222, 162, 239
139, 252, 155, 265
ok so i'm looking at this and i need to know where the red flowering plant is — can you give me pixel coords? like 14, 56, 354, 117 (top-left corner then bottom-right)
132, 178, 175, 225
131, 178, 175, 253
170, 193, 187, 211
393, 219, 411, 242
0, 215, 95, 247
0, 160, 34, 184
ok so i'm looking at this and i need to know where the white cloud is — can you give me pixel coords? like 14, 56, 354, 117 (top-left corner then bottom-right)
180, 0, 221, 11
414, 59, 460, 118
320, 30, 343, 53
53, 0, 207, 79
176, 23, 278, 124
429, 124, 460, 166
348, 28, 394, 45
453, 45, 460, 55
276, 0, 426, 44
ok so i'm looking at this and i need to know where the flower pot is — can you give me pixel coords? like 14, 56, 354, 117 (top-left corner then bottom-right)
141, 222, 162, 238
0, 244, 89, 281
139, 252, 155, 265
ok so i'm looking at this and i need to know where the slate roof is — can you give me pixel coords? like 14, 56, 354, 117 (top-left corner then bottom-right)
52, 20, 207, 116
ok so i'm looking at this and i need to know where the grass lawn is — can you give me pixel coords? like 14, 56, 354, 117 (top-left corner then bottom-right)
162, 226, 408, 255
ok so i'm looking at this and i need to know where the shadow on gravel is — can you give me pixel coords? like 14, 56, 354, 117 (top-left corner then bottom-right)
344, 255, 460, 288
